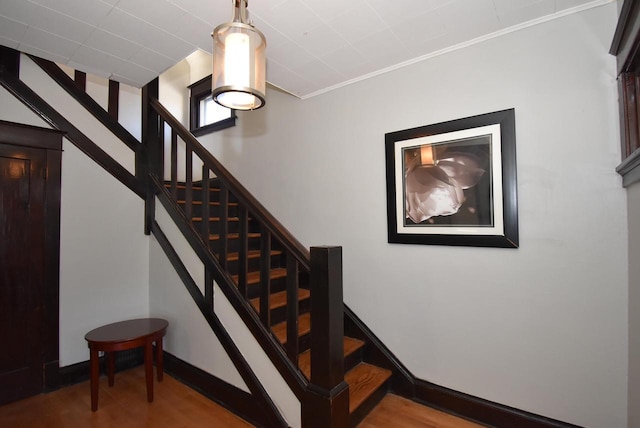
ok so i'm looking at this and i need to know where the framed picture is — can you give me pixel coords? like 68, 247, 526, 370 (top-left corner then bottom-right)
385, 109, 518, 248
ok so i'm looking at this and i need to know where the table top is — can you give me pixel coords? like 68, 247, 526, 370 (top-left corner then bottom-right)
85, 318, 168, 344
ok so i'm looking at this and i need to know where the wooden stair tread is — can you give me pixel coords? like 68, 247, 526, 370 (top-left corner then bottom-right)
192, 216, 240, 222
298, 336, 365, 379
165, 183, 220, 191
178, 200, 238, 206
232, 268, 287, 285
226, 249, 282, 261
272, 312, 311, 344
345, 363, 392, 414
209, 232, 261, 241
251, 288, 310, 313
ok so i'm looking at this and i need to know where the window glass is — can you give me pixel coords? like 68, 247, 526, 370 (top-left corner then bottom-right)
189, 75, 236, 137
199, 94, 231, 127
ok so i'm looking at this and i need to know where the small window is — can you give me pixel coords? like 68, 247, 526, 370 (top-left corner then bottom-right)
189, 75, 236, 137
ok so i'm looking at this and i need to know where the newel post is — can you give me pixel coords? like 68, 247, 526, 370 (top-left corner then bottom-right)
302, 246, 349, 428
141, 77, 160, 235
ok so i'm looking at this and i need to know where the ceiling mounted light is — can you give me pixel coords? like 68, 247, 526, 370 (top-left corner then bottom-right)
211, 0, 266, 111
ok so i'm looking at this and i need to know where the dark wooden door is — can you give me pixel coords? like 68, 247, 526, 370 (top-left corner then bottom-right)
0, 143, 48, 405
1, 47, 63, 398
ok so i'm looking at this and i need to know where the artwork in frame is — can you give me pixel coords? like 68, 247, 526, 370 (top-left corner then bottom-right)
385, 109, 518, 248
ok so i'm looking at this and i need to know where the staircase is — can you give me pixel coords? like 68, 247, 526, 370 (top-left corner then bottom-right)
1, 48, 408, 428
169, 179, 393, 426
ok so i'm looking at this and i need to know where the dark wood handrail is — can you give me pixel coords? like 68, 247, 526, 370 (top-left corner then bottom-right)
146, 85, 347, 427
149, 97, 311, 270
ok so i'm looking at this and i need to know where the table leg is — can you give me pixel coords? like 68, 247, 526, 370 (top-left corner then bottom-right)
90, 347, 99, 411
156, 337, 164, 382
144, 340, 154, 402
107, 352, 115, 387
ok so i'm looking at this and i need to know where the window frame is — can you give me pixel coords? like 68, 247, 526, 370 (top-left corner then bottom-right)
189, 75, 236, 137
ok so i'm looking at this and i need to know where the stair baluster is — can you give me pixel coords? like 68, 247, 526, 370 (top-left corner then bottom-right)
170, 130, 178, 200
285, 253, 300, 366
201, 166, 211, 245
142, 78, 160, 235
259, 226, 272, 328
238, 205, 249, 299
218, 183, 229, 270
184, 145, 193, 220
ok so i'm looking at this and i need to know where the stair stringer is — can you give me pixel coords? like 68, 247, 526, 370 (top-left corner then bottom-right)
154, 198, 301, 428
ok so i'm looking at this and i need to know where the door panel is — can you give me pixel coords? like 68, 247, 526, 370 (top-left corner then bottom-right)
0, 144, 47, 405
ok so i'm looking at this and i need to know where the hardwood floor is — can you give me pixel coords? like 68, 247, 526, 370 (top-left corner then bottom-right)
0, 366, 254, 428
357, 394, 486, 428
0, 366, 485, 428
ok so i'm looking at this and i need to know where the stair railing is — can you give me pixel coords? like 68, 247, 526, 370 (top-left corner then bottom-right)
143, 79, 348, 427
2, 48, 349, 426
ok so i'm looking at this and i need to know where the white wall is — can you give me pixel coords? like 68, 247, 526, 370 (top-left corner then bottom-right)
118, 83, 142, 141
20, 56, 136, 175
59, 140, 149, 365
628, 181, 640, 428
0, 57, 150, 367
196, 4, 627, 427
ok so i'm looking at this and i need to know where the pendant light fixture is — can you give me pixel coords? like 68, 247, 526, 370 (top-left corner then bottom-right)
211, 0, 266, 110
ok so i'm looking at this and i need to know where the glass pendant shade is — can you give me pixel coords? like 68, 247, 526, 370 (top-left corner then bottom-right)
212, 1, 266, 110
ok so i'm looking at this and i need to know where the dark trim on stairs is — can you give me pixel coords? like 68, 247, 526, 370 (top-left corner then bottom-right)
30, 55, 141, 152
344, 306, 415, 396
151, 176, 308, 399
0, 63, 144, 198
151, 220, 289, 428
108, 79, 119, 120
150, 97, 311, 270
344, 306, 582, 428
74, 70, 86, 91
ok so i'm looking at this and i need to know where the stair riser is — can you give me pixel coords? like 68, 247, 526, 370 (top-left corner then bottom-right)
209, 237, 262, 255
194, 220, 243, 235
344, 348, 363, 375
243, 277, 287, 300
225, 255, 286, 277
268, 298, 310, 326
349, 381, 389, 428
282, 331, 311, 353
174, 188, 221, 202
165, 181, 227, 203
179, 203, 241, 219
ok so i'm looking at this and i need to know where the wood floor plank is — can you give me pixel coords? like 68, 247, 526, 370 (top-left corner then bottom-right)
0, 367, 486, 428
357, 394, 486, 428
0, 366, 254, 428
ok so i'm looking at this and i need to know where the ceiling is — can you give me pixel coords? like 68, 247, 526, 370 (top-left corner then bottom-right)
0, 0, 613, 99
